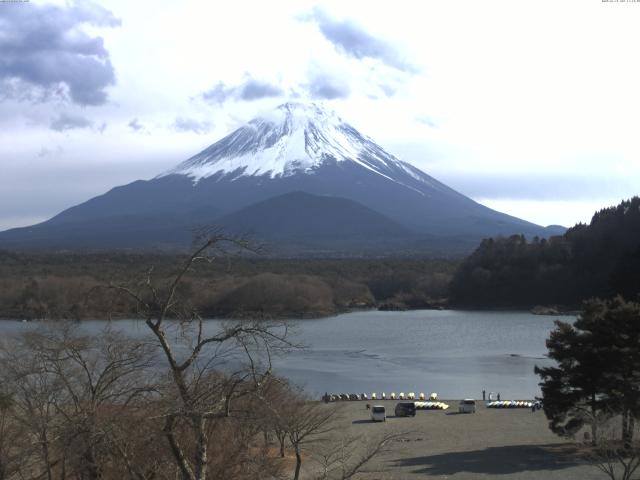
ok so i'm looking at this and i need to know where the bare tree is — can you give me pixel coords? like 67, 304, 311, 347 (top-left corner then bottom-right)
256, 376, 407, 480
1, 334, 65, 480
284, 400, 340, 480
31, 325, 156, 480
103, 232, 296, 480
259, 377, 301, 458
0, 233, 407, 480
0, 323, 159, 480
0, 391, 27, 480
310, 431, 407, 480
591, 443, 640, 480
583, 416, 640, 480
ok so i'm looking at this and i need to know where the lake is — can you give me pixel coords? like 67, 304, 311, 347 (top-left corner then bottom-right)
0, 310, 568, 399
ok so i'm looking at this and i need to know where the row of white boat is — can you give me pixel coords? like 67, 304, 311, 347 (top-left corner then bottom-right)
487, 401, 540, 409
324, 392, 439, 402
414, 401, 450, 410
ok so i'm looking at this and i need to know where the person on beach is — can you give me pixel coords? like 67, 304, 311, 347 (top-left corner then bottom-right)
482, 389, 486, 401
497, 393, 501, 401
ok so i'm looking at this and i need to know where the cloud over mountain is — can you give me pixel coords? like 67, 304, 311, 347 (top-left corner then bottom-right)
307, 71, 351, 99
303, 8, 417, 73
173, 117, 211, 135
202, 77, 284, 104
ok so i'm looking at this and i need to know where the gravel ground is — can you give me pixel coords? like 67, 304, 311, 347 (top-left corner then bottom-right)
318, 400, 607, 480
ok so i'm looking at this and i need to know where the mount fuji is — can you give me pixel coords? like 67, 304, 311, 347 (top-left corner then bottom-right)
0, 102, 562, 254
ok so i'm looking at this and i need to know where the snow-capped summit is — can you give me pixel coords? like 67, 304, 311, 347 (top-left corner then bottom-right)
0, 102, 560, 253
162, 102, 423, 185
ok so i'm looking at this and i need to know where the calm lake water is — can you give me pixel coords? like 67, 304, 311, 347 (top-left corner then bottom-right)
0, 310, 568, 399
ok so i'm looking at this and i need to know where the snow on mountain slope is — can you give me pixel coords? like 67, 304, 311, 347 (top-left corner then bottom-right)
161, 102, 446, 195
0, 101, 558, 252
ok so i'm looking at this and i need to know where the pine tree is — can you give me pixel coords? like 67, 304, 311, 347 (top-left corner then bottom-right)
536, 297, 640, 446
535, 318, 609, 444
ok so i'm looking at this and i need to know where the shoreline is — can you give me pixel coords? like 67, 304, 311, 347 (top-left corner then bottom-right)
0, 305, 577, 323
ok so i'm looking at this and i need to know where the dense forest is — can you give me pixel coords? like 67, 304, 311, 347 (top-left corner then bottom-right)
0, 253, 457, 320
449, 197, 640, 309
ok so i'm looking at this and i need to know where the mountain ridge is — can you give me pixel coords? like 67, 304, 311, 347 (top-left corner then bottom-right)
0, 102, 564, 254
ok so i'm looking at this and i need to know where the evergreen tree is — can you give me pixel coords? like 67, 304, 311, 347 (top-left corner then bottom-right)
578, 297, 640, 447
536, 297, 640, 445
535, 318, 609, 444
450, 196, 640, 308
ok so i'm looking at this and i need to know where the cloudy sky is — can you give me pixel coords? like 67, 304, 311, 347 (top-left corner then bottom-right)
1, 0, 639, 231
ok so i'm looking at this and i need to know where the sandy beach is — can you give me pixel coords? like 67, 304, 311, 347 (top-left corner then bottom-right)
318, 400, 605, 480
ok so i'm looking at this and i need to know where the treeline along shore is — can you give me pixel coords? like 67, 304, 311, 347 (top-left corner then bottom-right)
1, 196, 638, 321
0, 253, 456, 320
450, 196, 640, 309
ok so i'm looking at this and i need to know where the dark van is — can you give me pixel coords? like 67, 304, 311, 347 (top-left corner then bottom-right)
395, 402, 416, 417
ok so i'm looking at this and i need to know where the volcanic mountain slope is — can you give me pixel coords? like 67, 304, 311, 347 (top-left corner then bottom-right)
215, 191, 433, 255
0, 102, 562, 253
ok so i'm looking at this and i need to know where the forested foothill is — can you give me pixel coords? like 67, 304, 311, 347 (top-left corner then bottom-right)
450, 197, 640, 309
0, 253, 456, 321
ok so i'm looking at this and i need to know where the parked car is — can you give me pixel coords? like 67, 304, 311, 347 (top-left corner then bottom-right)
394, 402, 416, 417
458, 399, 476, 413
370, 405, 386, 422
